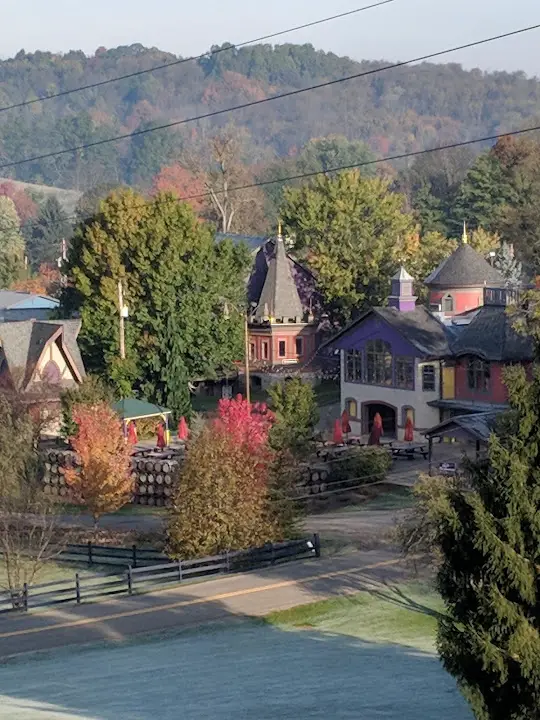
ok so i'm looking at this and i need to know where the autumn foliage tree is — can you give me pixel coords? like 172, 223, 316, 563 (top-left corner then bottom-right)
65, 402, 133, 527
167, 395, 298, 558
151, 164, 207, 215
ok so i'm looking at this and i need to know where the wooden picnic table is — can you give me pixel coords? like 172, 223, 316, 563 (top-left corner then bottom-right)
388, 441, 428, 461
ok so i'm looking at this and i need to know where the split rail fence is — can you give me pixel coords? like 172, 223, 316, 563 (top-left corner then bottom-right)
0, 535, 320, 614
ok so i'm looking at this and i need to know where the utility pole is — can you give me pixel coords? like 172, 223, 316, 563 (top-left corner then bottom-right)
118, 280, 127, 360
244, 311, 251, 405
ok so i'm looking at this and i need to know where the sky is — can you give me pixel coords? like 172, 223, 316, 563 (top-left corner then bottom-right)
3, 0, 540, 77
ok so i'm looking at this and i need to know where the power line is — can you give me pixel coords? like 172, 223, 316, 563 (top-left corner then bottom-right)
11, 121, 540, 235
2, 22, 539, 171
180, 122, 540, 200
0, 0, 397, 114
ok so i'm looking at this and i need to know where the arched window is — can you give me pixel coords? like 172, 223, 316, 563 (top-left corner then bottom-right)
467, 358, 491, 391
366, 340, 392, 386
345, 398, 358, 420
443, 294, 454, 313
42, 360, 61, 384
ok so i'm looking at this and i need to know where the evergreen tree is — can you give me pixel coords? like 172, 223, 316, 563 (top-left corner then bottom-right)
421, 309, 540, 718
268, 379, 319, 456
495, 241, 523, 286
25, 196, 72, 270
0, 196, 25, 288
413, 183, 448, 236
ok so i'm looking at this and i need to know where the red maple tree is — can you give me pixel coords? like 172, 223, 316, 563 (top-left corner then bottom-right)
215, 394, 275, 455
151, 164, 207, 214
0, 181, 38, 223
65, 402, 134, 527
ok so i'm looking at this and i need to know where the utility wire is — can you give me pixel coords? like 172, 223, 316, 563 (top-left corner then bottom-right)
11, 121, 540, 235
0, 0, 397, 114
180, 122, 540, 199
1, 22, 539, 171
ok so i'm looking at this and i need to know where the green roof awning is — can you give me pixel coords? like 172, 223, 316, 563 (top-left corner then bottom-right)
112, 398, 171, 421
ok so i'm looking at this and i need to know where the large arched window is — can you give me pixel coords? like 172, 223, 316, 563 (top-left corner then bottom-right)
366, 340, 392, 386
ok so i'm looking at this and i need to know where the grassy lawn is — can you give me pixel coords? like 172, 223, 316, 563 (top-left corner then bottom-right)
354, 484, 414, 511
0, 558, 110, 589
266, 581, 443, 654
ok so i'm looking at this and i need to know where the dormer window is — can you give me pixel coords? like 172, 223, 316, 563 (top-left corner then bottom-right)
443, 294, 454, 313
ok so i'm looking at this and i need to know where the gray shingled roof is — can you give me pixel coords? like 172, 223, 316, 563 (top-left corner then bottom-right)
326, 306, 451, 357
0, 319, 85, 389
374, 306, 451, 356
424, 411, 501, 442
0, 290, 58, 310
254, 236, 304, 321
425, 243, 505, 288
450, 305, 534, 362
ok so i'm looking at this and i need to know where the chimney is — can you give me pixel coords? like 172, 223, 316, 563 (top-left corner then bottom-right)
388, 267, 417, 312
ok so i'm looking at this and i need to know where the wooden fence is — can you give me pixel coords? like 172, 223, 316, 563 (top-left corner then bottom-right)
58, 542, 168, 568
0, 535, 320, 614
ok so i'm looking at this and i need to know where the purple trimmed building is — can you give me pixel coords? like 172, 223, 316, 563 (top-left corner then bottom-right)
330, 267, 450, 440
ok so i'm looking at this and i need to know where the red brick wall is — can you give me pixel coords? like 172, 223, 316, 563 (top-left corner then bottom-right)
248, 327, 318, 364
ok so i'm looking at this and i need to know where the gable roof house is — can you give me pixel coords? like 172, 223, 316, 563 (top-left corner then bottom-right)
0, 319, 85, 405
0, 291, 59, 323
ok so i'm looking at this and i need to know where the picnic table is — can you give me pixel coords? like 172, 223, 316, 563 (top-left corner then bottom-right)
388, 441, 428, 461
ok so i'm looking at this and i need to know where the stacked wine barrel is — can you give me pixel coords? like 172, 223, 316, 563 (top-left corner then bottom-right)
42, 450, 76, 500
132, 458, 180, 507
294, 463, 331, 498
41, 450, 181, 507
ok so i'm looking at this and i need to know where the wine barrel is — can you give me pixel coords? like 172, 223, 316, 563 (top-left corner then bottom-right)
155, 498, 164, 507
145, 461, 154, 472
138, 485, 147, 495
59, 487, 67, 497
147, 485, 154, 495
43, 484, 51, 495
162, 462, 171, 473
137, 460, 146, 471
164, 487, 172, 497
139, 474, 147, 484
165, 498, 173, 508
164, 475, 172, 485
147, 496, 155, 506
147, 474, 155, 484
156, 474, 163, 485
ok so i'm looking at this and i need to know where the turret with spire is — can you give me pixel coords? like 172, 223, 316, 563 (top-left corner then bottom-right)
253, 223, 304, 323
388, 266, 417, 312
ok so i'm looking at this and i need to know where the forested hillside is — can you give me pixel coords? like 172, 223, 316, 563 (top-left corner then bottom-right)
1, 42, 540, 195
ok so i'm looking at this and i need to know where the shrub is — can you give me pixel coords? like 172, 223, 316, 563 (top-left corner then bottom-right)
328, 446, 392, 488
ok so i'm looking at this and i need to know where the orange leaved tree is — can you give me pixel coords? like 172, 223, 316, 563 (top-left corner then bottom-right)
65, 402, 133, 528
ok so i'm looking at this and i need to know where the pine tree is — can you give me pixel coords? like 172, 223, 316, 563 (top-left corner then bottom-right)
0, 196, 25, 288
434, 357, 540, 719
268, 379, 319, 456
25, 196, 71, 270
495, 241, 523, 286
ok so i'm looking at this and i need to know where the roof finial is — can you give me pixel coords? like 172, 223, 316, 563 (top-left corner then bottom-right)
277, 219, 283, 239
462, 221, 468, 245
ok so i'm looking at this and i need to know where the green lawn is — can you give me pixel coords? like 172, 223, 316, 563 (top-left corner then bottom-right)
266, 581, 444, 653
0, 558, 109, 589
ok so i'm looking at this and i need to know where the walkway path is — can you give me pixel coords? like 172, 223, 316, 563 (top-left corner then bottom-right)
0, 549, 409, 659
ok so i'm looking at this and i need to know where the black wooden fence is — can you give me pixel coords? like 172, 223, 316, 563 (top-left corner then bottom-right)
58, 542, 168, 568
0, 535, 320, 614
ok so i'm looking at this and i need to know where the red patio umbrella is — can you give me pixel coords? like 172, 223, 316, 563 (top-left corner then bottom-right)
177, 416, 189, 441
404, 415, 414, 442
127, 421, 138, 446
368, 412, 383, 446
333, 418, 344, 445
341, 409, 351, 436
156, 422, 166, 450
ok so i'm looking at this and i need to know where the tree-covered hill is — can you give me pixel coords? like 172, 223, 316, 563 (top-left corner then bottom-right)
1, 42, 540, 192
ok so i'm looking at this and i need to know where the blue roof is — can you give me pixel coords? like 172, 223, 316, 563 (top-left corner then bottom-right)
0, 291, 59, 310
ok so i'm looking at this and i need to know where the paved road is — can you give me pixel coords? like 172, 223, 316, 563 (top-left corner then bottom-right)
0, 550, 409, 660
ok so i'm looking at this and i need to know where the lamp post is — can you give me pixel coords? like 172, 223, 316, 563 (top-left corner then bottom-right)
118, 280, 129, 360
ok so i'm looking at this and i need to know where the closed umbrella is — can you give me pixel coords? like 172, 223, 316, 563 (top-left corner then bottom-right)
156, 422, 166, 450
368, 412, 383, 446
127, 421, 138, 446
333, 419, 344, 445
404, 415, 414, 442
177, 416, 189, 441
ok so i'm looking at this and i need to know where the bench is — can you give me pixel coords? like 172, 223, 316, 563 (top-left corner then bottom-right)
389, 443, 428, 461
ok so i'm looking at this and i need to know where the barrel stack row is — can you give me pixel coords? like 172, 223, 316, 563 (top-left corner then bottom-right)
42, 450, 76, 499
40, 450, 181, 507
294, 464, 331, 498
131, 458, 180, 507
